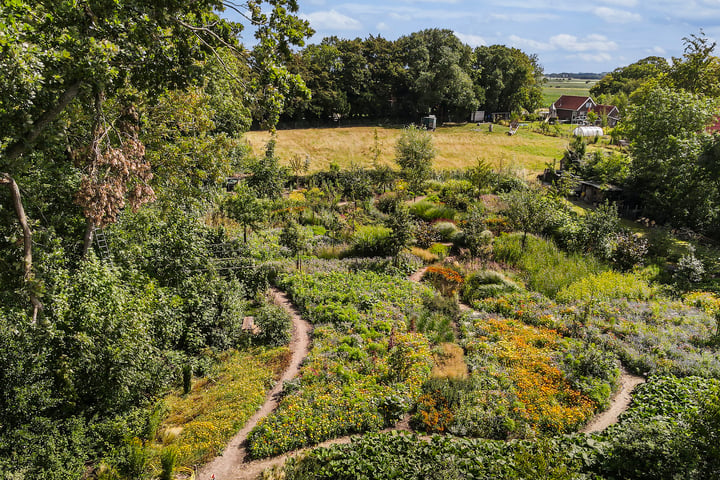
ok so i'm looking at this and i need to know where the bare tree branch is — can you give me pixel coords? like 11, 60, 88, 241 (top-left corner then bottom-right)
3, 80, 83, 162
0, 173, 42, 323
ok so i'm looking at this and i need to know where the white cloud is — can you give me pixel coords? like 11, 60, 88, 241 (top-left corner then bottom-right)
300, 9, 362, 31
593, 7, 642, 23
510, 34, 618, 53
490, 13, 559, 22
376, 22, 389, 31
567, 52, 614, 63
551, 34, 618, 52
649, 45, 667, 54
454, 32, 486, 47
389, 12, 412, 21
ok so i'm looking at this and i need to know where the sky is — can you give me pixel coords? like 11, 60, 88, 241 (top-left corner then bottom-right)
226, 0, 720, 74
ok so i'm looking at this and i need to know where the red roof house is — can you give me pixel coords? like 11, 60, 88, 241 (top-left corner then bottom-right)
549, 95, 596, 124
591, 104, 621, 127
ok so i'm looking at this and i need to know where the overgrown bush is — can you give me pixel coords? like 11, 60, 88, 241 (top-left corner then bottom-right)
494, 233, 605, 298
254, 302, 292, 346
432, 221, 459, 241
462, 270, 520, 303
350, 225, 392, 257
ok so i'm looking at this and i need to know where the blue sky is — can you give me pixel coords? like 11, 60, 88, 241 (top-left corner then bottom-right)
228, 0, 720, 74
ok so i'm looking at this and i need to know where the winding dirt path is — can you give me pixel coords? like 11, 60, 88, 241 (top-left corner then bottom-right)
581, 367, 646, 433
197, 288, 311, 480
217, 416, 418, 480
198, 266, 643, 479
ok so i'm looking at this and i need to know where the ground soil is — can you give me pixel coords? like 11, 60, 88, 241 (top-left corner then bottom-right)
581, 367, 646, 433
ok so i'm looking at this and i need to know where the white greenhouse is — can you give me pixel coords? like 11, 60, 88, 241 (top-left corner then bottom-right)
573, 126, 604, 137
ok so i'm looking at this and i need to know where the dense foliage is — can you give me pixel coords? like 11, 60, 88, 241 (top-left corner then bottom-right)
281, 29, 544, 124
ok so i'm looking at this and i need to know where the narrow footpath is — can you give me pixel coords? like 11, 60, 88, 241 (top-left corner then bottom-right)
197, 288, 311, 480
581, 367, 646, 433
197, 267, 644, 479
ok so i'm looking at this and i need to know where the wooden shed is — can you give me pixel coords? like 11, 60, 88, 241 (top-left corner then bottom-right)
578, 181, 623, 205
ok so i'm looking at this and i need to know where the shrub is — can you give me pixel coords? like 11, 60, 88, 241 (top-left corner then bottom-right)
254, 303, 292, 347
415, 222, 440, 249
159, 447, 178, 480
433, 221, 459, 241
350, 225, 392, 257
462, 270, 520, 303
412, 377, 476, 433
423, 265, 464, 297
428, 243, 449, 259
375, 192, 401, 214
410, 200, 457, 222
611, 231, 649, 270
438, 179, 475, 210
675, 248, 706, 285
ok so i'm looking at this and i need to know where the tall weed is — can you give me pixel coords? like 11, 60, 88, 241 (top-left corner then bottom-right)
494, 233, 605, 298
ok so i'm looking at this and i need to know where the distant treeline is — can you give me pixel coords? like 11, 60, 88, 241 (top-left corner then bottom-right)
273, 29, 544, 127
546, 73, 606, 79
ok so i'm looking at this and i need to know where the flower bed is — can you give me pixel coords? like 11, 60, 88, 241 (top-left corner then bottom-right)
247, 271, 436, 458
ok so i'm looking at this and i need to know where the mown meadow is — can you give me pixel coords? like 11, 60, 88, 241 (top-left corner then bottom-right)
244, 124, 579, 174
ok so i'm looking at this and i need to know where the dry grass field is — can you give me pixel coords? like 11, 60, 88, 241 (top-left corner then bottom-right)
244, 123, 574, 176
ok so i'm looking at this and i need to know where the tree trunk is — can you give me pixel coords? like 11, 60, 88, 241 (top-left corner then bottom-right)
82, 217, 95, 258
1, 173, 42, 322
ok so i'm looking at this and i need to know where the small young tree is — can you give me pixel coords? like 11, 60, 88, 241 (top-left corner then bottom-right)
247, 138, 288, 199
385, 206, 415, 262
279, 220, 310, 270
395, 125, 435, 196
501, 185, 555, 250
340, 164, 373, 208
463, 204, 492, 258
222, 182, 266, 243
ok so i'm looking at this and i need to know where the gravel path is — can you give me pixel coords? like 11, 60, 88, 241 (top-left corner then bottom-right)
197, 288, 311, 480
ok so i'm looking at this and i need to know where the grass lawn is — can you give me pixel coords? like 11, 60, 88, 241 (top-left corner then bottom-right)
542, 78, 597, 107
244, 124, 574, 176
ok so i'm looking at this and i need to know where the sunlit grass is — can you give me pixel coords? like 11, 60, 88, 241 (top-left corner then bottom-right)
149, 348, 290, 471
244, 124, 572, 176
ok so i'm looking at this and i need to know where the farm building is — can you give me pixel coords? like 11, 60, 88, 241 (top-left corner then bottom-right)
549, 95, 596, 124
591, 104, 621, 127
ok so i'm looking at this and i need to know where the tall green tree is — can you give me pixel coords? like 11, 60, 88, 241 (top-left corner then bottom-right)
501, 185, 555, 250
222, 182, 267, 242
279, 220, 310, 270
472, 45, 544, 113
591, 56, 669, 97
623, 86, 720, 235
667, 30, 720, 98
397, 29, 478, 121
0, 0, 311, 318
